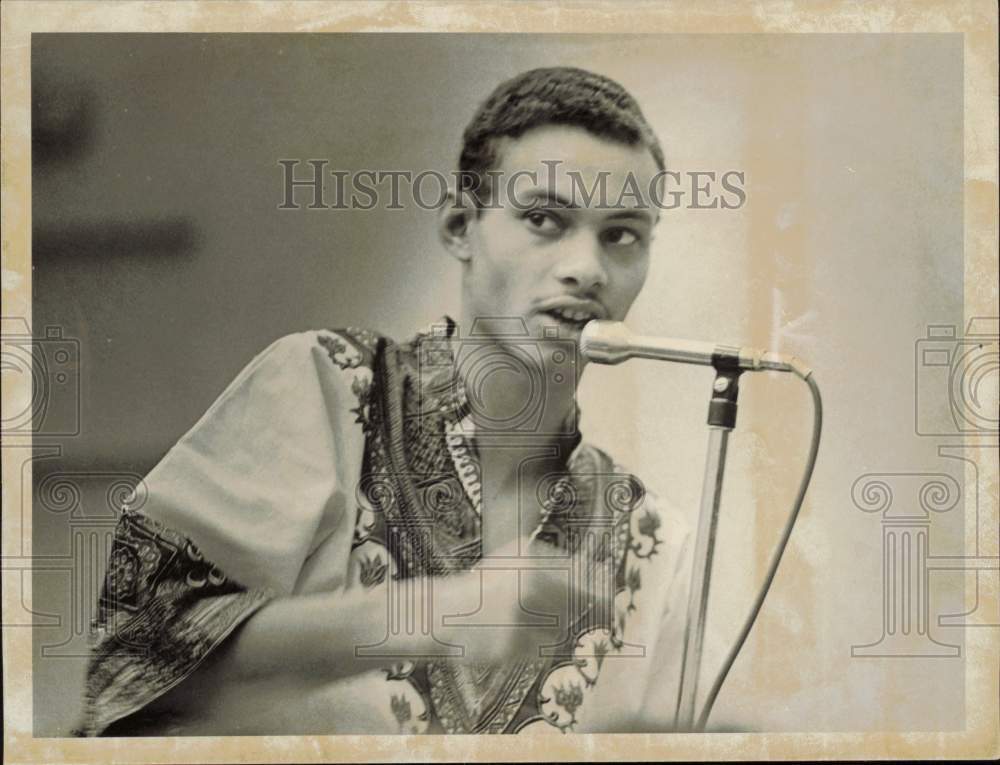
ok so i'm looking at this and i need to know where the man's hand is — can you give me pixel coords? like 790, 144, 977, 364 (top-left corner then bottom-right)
430, 535, 614, 664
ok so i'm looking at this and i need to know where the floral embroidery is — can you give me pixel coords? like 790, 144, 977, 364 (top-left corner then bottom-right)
349, 374, 373, 431
609, 610, 628, 653
592, 639, 610, 672
352, 505, 377, 546
548, 682, 584, 731
390, 693, 412, 731
574, 635, 610, 688
383, 660, 416, 681
625, 566, 642, 612
318, 333, 362, 370
631, 508, 663, 559
387, 684, 430, 735
359, 553, 388, 587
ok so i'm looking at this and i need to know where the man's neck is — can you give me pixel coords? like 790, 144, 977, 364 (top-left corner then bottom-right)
448, 319, 580, 440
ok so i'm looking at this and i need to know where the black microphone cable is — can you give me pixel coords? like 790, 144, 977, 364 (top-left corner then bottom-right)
694, 367, 823, 732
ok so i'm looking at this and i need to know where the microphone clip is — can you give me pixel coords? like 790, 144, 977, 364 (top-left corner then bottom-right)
707, 364, 743, 430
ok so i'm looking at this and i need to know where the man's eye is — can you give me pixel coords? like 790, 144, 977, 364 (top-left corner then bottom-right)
524, 210, 562, 234
603, 227, 640, 246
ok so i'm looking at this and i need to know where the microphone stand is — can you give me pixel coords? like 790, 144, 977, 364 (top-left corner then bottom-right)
674, 363, 742, 731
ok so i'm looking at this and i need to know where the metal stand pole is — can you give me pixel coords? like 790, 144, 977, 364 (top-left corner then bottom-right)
675, 366, 742, 731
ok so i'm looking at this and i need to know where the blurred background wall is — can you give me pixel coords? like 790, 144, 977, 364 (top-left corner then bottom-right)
30, 33, 976, 735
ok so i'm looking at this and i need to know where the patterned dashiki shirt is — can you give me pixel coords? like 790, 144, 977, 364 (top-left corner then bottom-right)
77, 317, 692, 736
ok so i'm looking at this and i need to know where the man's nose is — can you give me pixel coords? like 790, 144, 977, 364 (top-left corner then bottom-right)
552, 232, 608, 293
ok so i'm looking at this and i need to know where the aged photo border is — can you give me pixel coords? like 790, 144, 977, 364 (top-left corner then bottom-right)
2, 0, 997, 762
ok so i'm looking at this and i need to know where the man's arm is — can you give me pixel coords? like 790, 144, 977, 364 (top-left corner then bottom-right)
123, 581, 429, 734
113, 539, 585, 736
79, 331, 373, 735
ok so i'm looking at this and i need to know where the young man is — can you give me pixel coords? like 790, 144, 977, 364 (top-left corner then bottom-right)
79, 66, 691, 736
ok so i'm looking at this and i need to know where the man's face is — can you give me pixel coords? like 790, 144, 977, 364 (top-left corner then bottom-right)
455, 124, 660, 346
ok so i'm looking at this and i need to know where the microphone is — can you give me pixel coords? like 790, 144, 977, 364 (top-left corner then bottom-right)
579, 320, 805, 374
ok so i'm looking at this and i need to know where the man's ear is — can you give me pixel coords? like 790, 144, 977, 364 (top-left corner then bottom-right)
438, 189, 475, 263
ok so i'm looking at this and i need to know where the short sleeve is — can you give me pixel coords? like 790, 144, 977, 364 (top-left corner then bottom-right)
77, 511, 274, 736
131, 331, 369, 595
76, 330, 374, 736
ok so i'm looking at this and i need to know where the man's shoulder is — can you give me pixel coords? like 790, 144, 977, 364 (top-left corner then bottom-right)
260, 322, 445, 387
264, 326, 387, 368
245, 326, 398, 384
213, 326, 393, 414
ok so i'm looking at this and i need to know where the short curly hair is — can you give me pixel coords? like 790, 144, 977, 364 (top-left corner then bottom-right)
458, 66, 665, 206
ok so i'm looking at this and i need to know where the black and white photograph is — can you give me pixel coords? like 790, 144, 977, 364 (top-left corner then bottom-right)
2, 1, 997, 762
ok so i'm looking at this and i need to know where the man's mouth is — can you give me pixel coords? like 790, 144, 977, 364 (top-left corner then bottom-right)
540, 307, 598, 332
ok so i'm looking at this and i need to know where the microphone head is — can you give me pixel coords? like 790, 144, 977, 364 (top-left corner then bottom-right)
579, 320, 633, 364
